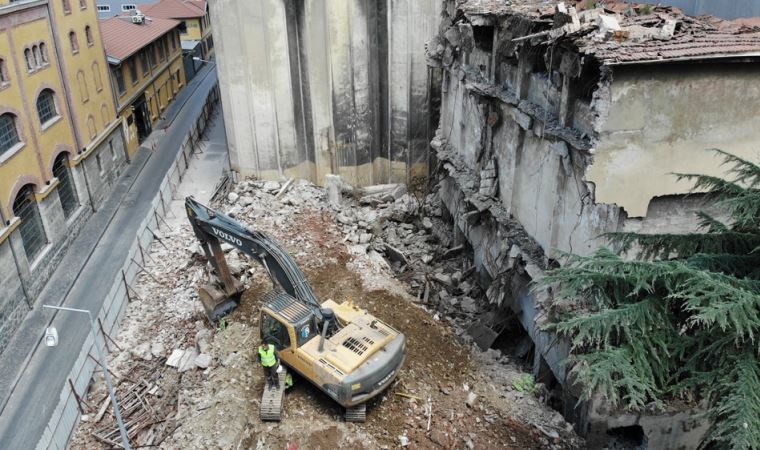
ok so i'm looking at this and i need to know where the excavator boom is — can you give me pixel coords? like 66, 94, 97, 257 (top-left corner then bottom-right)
185, 196, 322, 320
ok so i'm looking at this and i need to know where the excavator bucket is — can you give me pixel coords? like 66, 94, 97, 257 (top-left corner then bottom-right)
199, 283, 242, 322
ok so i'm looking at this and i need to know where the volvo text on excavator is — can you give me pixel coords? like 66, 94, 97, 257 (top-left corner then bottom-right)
185, 197, 406, 421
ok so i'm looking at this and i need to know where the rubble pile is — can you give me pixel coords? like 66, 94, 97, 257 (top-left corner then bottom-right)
71, 177, 581, 449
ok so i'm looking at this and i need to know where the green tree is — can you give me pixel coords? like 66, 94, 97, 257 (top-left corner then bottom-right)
541, 150, 760, 449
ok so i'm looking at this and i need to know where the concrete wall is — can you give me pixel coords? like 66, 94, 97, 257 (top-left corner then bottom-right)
209, 0, 439, 187
590, 63, 760, 217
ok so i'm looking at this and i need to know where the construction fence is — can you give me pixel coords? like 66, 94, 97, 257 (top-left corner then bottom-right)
37, 82, 221, 450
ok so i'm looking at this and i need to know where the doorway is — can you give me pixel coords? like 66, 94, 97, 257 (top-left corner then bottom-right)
133, 95, 152, 142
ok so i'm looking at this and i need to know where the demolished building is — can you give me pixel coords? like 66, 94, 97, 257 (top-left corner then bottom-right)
426, 1, 760, 448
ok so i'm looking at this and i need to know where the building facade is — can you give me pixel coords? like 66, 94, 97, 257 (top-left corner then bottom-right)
427, 1, 760, 447
100, 14, 184, 155
138, 0, 211, 81
0, 0, 127, 353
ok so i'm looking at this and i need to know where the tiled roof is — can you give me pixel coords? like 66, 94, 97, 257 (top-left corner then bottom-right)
139, 0, 206, 19
458, 0, 760, 65
100, 16, 179, 61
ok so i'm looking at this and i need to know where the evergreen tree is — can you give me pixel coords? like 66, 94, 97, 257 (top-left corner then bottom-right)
541, 150, 760, 449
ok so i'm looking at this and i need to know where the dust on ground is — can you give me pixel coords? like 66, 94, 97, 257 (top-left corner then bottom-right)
70, 179, 581, 449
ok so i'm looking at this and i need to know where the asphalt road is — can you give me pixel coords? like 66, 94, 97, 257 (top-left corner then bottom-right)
0, 65, 219, 450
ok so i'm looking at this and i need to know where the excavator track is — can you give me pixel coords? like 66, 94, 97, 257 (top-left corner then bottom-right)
260, 368, 287, 421
345, 403, 366, 422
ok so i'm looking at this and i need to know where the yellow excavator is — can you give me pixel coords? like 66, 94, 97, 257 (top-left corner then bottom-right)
185, 197, 406, 421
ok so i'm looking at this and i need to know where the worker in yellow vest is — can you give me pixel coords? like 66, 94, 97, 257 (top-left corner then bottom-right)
258, 339, 279, 389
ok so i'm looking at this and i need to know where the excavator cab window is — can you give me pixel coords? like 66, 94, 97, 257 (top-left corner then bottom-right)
261, 313, 291, 350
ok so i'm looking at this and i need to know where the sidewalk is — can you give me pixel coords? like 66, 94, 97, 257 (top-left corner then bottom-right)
0, 65, 219, 449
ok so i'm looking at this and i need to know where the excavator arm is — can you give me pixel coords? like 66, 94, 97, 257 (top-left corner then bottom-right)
185, 196, 323, 321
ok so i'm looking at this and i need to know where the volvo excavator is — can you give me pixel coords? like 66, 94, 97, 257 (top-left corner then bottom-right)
185, 197, 406, 422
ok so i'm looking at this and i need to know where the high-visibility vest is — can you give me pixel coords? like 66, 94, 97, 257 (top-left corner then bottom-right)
259, 345, 277, 367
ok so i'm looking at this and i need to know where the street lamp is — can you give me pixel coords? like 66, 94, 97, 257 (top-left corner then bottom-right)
43, 305, 132, 450
192, 56, 214, 64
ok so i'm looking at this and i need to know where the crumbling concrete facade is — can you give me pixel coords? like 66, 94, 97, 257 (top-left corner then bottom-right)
208, 0, 440, 187
427, 1, 760, 448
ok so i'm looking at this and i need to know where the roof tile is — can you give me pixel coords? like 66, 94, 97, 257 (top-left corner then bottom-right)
99, 16, 179, 61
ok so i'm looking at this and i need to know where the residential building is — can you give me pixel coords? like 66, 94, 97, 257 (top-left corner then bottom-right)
100, 14, 184, 155
0, 0, 127, 352
138, 0, 211, 80
95, 0, 148, 19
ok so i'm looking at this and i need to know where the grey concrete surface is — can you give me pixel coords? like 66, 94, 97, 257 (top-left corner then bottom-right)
0, 63, 219, 450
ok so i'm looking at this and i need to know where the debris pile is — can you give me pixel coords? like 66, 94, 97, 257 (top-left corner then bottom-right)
71, 177, 581, 449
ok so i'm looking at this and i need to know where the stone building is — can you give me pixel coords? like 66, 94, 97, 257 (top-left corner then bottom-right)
208, 0, 441, 187
0, 0, 127, 353
100, 14, 185, 155
426, 1, 760, 447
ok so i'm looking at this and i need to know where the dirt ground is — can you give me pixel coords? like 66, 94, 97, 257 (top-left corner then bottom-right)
70, 180, 580, 449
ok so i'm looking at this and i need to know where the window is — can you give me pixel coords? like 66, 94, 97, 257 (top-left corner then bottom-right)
206, 36, 214, 51
13, 185, 47, 262
87, 115, 96, 139
146, 47, 154, 68
97, 5, 110, 12
24, 48, 33, 71
261, 313, 290, 350
128, 59, 138, 84
85, 26, 94, 46
0, 58, 9, 84
108, 139, 116, 160
157, 40, 165, 61
177, 21, 187, 34
170, 32, 176, 51
92, 61, 103, 91
121, 4, 135, 11
100, 104, 109, 127
95, 152, 103, 174
32, 46, 41, 68
139, 51, 149, 75
69, 31, 79, 53
52, 154, 78, 218
62, 0, 71, 14
40, 43, 48, 64
79, 0, 86, 9
112, 67, 125, 95
36, 89, 58, 125
0, 113, 20, 155
77, 71, 89, 102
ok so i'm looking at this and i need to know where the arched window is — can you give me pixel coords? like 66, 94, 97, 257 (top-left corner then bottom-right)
79, 0, 86, 9
36, 89, 58, 125
62, 0, 71, 13
69, 31, 79, 53
53, 153, 78, 218
40, 42, 48, 64
87, 115, 96, 139
0, 58, 9, 84
24, 48, 33, 71
77, 70, 89, 102
32, 45, 41, 68
13, 184, 48, 262
100, 103, 110, 127
0, 113, 20, 155
92, 61, 102, 91
85, 25, 94, 46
